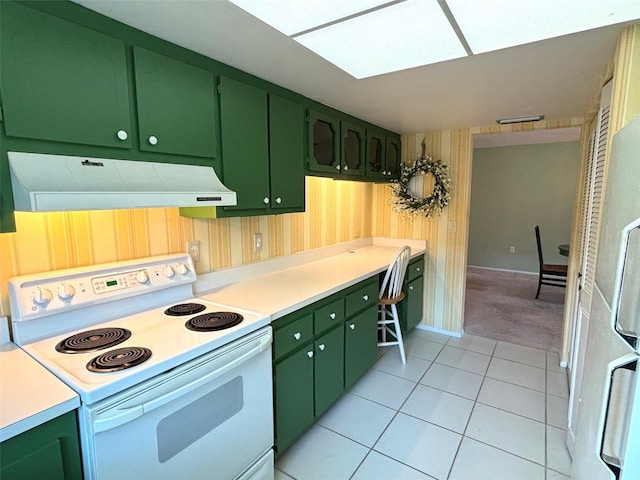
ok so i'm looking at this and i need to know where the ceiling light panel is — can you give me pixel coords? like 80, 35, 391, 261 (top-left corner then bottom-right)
227, 0, 392, 36
447, 0, 640, 54
295, 0, 467, 79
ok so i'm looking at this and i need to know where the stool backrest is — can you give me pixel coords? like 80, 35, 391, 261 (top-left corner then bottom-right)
379, 246, 412, 301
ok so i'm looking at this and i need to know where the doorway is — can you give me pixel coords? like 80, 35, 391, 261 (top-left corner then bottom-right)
464, 127, 581, 352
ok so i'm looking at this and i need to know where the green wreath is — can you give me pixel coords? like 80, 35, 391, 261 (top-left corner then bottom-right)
391, 154, 452, 217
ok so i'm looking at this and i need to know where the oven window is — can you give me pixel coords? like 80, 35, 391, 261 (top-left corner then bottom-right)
156, 376, 244, 463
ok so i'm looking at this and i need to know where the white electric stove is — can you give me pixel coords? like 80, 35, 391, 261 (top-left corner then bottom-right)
9, 254, 274, 480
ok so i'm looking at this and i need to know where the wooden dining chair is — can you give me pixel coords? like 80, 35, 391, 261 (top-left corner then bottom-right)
535, 225, 568, 299
378, 245, 411, 363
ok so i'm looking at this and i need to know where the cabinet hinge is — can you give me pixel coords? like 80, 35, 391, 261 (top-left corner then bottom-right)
216, 83, 222, 95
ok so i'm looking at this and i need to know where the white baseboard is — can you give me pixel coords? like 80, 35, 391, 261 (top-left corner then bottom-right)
416, 324, 462, 338
467, 264, 538, 276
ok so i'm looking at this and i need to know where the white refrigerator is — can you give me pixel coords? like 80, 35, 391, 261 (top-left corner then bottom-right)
571, 113, 640, 479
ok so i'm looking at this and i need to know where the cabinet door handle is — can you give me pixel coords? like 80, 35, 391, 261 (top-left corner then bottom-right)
335, 165, 341, 170
148, 135, 158, 146
409, 286, 414, 290
263, 197, 269, 204
293, 332, 301, 340
349, 323, 355, 330
116, 130, 128, 141
416, 267, 421, 272
382, 170, 387, 175
362, 294, 369, 301
307, 350, 314, 358
329, 312, 336, 319
275, 197, 282, 204
344, 165, 349, 171
318, 344, 325, 351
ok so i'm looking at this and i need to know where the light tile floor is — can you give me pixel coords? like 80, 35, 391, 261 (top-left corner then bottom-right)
275, 329, 572, 480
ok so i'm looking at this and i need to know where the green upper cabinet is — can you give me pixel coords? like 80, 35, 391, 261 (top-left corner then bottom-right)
386, 135, 401, 178
218, 76, 270, 210
341, 121, 366, 176
366, 128, 387, 180
1, 2, 132, 149
268, 94, 305, 210
366, 128, 401, 181
213, 78, 305, 216
133, 47, 217, 158
307, 110, 340, 175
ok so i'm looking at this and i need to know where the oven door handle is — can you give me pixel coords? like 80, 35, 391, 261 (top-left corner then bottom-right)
141, 335, 269, 414
93, 404, 144, 433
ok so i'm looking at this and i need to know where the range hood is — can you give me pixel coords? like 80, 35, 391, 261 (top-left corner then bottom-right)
8, 152, 237, 212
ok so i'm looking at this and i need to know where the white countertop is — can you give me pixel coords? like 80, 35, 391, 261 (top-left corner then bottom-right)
0, 317, 80, 442
196, 239, 426, 321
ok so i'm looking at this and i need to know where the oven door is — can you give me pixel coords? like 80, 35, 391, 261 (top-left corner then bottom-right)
79, 327, 273, 480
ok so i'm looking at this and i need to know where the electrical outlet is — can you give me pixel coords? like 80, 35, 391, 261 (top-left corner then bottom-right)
509, 246, 516, 254
254, 233, 263, 252
187, 240, 200, 262
449, 221, 457, 233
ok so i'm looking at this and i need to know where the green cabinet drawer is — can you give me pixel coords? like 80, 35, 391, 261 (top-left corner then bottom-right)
313, 298, 344, 334
407, 257, 425, 282
273, 313, 313, 361
345, 280, 378, 317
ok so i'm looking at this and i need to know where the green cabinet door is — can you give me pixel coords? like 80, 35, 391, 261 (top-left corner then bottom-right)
366, 128, 387, 180
314, 325, 345, 416
269, 95, 305, 210
341, 121, 366, 176
274, 345, 315, 454
0, 411, 82, 480
307, 110, 340, 174
344, 304, 379, 389
133, 47, 217, 159
219, 77, 270, 210
1, 2, 132, 149
402, 275, 424, 332
386, 136, 401, 179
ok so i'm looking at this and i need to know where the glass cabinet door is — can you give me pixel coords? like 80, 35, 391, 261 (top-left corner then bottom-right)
386, 137, 401, 179
307, 110, 340, 174
341, 121, 365, 176
366, 129, 386, 179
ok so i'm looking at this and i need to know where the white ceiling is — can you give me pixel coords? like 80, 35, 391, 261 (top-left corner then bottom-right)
73, 0, 638, 135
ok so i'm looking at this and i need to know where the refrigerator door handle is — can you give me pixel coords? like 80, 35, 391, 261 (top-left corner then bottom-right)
600, 358, 638, 479
611, 219, 640, 350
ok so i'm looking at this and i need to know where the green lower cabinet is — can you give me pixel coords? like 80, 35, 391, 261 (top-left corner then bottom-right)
0, 411, 82, 480
401, 275, 424, 332
344, 304, 379, 389
313, 325, 345, 417
274, 345, 315, 454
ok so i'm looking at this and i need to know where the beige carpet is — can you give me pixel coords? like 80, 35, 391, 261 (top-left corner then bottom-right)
463, 266, 565, 352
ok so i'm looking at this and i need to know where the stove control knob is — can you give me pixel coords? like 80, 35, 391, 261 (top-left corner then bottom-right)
163, 265, 176, 278
57, 283, 76, 301
136, 270, 150, 285
177, 263, 190, 275
32, 287, 53, 307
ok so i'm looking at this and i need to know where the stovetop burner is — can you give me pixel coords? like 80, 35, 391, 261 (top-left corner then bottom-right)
164, 303, 207, 316
87, 347, 152, 373
185, 312, 243, 332
55, 327, 132, 354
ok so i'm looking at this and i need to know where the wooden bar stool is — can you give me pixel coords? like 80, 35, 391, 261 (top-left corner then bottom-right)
378, 245, 411, 363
